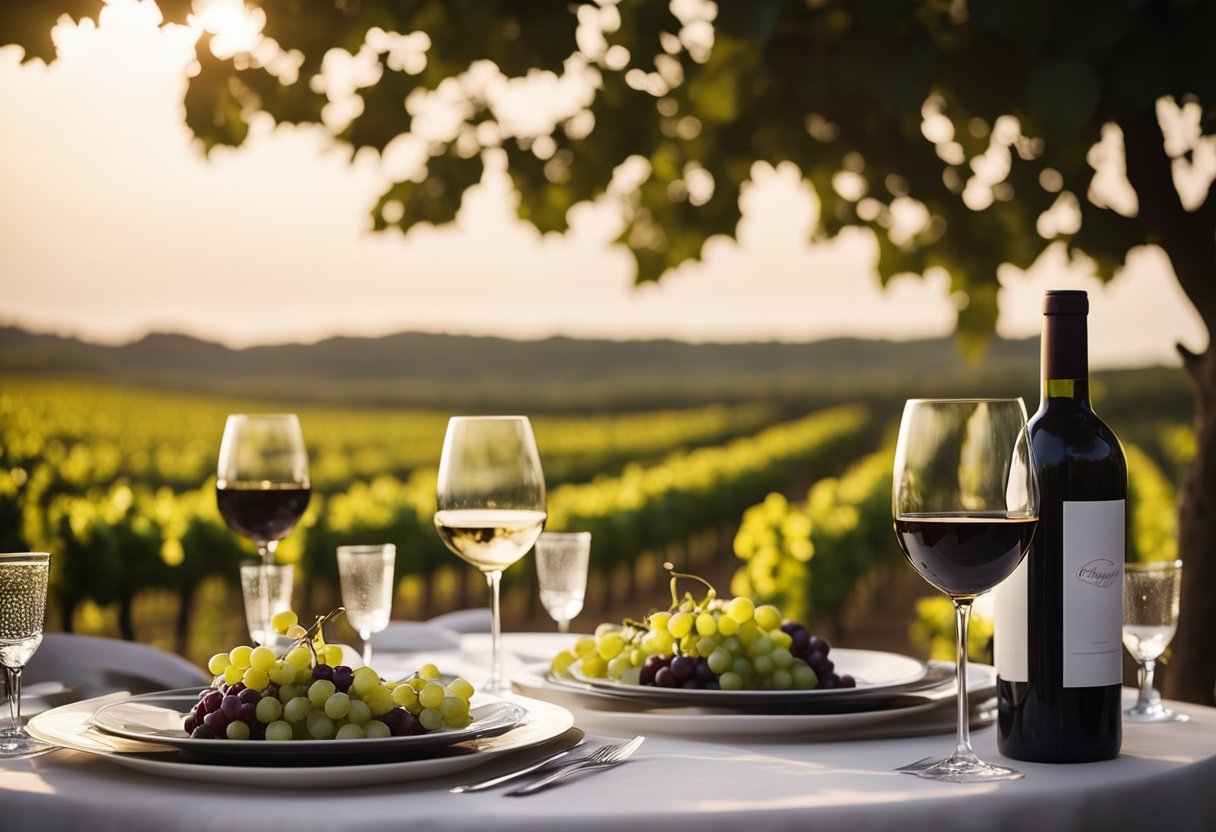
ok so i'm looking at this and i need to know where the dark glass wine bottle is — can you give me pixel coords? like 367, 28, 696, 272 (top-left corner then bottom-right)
994, 289, 1125, 762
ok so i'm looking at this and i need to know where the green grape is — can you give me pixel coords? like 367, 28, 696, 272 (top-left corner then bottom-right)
365, 720, 391, 739
439, 695, 469, 724
716, 613, 739, 636
573, 637, 597, 658
792, 663, 818, 689
722, 636, 743, 654
322, 645, 344, 666
269, 660, 296, 686
419, 682, 446, 710
283, 696, 312, 723
754, 604, 782, 630
226, 721, 250, 740
335, 723, 365, 740
771, 646, 794, 669
596, 632, 625, 660
407, 677, 427, 692
418, 708, 443, 732
447, 678, 475, 701
207, 653, 230, 676
579, 654, 608, 677
737, 620, 759, 646
731, 657, 752, 678
648, 611, 671, 632
607, 654, 631, 679
749, 635, 775, 657
696, 635, 720, 656
667, 611, 694, 639
286, 646, 312, 671
305, 711, 335, 739
278, 684, 300, 703
265, 720, 293, 741
255, 696, 283, 724
308, 679, 336, 705
719, 671, 744, 691
324, 692, 351, 719
617, 665, 642, 685
695, 612, 716, 636
223, 665, 244, 685
725, 596, 755, 623
417, 663, 441, 680
551, 650, 577, 676
392, 683, 420, 710
249, 646, 276, 671
350, 667, 380, 697
364, 686, 395, 716
771, 669, 793, 690
753, 655, 774, 677
270, 609, 298, 633
771, 629, 793, 649
347, 699, 373, 726
242, 667, 270, 692
228, 645, 253, 669
707, 646, 732, 674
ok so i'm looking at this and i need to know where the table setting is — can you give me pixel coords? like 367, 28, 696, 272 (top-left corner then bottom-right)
3, 404, 1216, 831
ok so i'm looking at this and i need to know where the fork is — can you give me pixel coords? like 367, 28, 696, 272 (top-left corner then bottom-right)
505, 735, 644, 796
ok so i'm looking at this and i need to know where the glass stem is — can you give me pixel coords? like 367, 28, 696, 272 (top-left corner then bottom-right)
1137, 658, 1158, 709
258, 541, 275, 647
361, 633, 373, 669
487, 570, 504, 694
951, 599, 976, 762
6, 666, 22, 733
558, 619, 569, 634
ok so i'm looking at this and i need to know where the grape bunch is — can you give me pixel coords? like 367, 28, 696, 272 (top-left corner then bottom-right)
186, 609, 476, 741
550, 566, 841, 692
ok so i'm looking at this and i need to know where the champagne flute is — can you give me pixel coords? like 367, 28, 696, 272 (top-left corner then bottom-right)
217, 414, 310, 647
1123, 560, 1188, 723
337, 544, 396, 668
0, 552, 51, 759
239, 561, 294, 647
435, 416, 546, 694
893, 399, 1038, 783
534, 532, 590, 633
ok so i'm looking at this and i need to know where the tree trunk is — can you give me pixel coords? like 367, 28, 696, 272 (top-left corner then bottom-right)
1163, 345, 1216, 706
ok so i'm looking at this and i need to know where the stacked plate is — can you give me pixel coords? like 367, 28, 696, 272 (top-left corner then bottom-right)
512, 648, 996, 741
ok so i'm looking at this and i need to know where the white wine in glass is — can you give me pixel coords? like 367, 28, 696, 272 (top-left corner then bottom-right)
0, 552, 51, 759
435, 416, 546, 694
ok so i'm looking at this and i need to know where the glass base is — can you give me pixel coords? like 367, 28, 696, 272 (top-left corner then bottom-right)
898, 755, 1024, 783
1125, 703, 1189, 723
0, 729, 55, 760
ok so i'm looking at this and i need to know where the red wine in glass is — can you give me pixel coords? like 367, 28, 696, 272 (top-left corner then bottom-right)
895, 512, 1037, 599
216, 484, 311, 545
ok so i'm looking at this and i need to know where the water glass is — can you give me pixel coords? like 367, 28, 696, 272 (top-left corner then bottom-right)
535, 532, 591, 633
0, 552, 51, 759
1123, 560, 1188, 722
336, 544, 396, 668
239, 561, 294, 647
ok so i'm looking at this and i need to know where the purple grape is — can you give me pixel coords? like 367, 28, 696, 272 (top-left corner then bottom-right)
239, 702, 257, 722
639, 664, 658, 686
704, 680, 721, 691
220, 695, 242, 720
808, 635, 830, 655
837, 674, 856, 688
264, 683, 280, 700
312, 664, 334, 682
249, 722, 266, 740
399, 710, 423, 736
655, 667, 677, 688
694, 659, 716, 684
381, 708, 408, 736
332, 666, 354, 693
643, 655, 669, 671
191, 701, 207, 719
184, 714, 197, 734
229, 682, 246, 694
670, 656, 696, 682
203, 710, 228, 733
202, 690, 223, 713
190, 724, 215, 739
237, 688, 261, 705
681, 679, 702, 689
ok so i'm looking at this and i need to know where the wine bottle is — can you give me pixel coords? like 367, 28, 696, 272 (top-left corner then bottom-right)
994, 289, 1125, 762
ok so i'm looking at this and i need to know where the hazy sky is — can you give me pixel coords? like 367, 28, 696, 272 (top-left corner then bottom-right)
0, 0, 1207, 368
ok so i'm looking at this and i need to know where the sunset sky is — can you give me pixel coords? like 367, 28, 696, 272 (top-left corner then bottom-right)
0, 0, 1206, 368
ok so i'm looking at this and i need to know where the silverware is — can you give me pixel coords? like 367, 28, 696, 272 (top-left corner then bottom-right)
505, 735, 644, 796
449, 739, 586, 793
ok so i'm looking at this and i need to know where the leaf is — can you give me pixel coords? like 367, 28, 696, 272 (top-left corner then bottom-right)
1026, 57, 1102, 138
372, 152, 485, 233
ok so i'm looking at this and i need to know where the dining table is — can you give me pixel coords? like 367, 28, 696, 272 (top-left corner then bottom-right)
2, 631, 1213, 832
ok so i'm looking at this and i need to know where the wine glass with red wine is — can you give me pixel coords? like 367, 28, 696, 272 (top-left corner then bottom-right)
216, 414, 310, 633
892, 398, 1038, 783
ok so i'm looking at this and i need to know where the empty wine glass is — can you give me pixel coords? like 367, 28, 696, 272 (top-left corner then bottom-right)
337, 544, 396, 668
435, 416, 546, 694
893, 399, 1038, 783
534, 532, 591, 633
0, 552, 51, 759
1123, 560, 1188, 723
239, 561, 294, 647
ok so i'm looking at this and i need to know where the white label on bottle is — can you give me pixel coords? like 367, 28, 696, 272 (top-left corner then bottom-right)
993, 555, 1028, 682
1063, 499, 1124, 687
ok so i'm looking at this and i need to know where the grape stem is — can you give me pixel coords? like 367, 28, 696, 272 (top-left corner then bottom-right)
278, 606, 347, 662
664, 562, 717, 611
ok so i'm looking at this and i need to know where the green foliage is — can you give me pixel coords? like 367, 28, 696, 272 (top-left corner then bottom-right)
1126, 442, 1179, 563
909, 596, 994, 665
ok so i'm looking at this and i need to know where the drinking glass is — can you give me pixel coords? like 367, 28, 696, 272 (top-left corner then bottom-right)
0, 552, 51, 759
337, 544, 396, 668
893, 399, 1038, 782
435, 416, 546, 694
1123, 560, 1188, 723
239, 561, 294, 647
534, 532, 590, 633
217, 414, 310, 648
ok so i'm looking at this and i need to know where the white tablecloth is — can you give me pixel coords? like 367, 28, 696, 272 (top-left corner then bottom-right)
3, 633, 1214, 832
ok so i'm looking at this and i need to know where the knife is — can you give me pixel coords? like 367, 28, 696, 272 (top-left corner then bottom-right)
449, 739, 586, 793
505, 735, 644, 796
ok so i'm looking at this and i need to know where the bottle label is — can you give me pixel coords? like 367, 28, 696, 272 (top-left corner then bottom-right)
1063, 499, 1124, 687
993, 555, 1028, 682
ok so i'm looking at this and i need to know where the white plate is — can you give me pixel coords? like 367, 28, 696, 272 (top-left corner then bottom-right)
564, 648, 931, 708
514, 663, 996, 741
33, 694, 576, 788
92, 688, 526, 763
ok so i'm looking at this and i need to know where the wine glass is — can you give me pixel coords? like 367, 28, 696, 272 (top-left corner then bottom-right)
893, 399, 1038, 783
239, 561, 294, 647
1123, 560, 1188, 722
434, 416, 546, 694
534, 532, 590, 633
217, 414, 310, 648
0, 552, 51, 759
336, 544, 396, 668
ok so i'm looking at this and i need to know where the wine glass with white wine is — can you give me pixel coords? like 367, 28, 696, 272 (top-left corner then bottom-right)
0, 552, 51, 759
1123, 560, 1188, 723
434, 416, 546, 694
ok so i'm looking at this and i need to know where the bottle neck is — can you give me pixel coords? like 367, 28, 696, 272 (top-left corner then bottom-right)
1041, 313, 1090, 405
